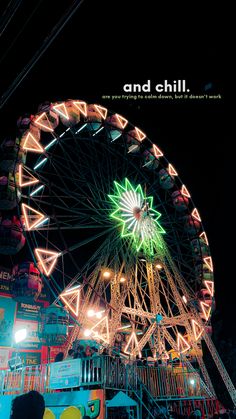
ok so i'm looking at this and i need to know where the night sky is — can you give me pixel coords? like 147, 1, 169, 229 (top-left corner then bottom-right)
0, 1, 233, 336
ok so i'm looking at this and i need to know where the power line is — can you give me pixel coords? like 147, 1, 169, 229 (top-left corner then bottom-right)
0, 0, 22, 38
0, 0, 44, 65
0, 0, 86, 110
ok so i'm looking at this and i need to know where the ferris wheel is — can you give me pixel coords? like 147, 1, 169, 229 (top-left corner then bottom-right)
12, 99, 236, 404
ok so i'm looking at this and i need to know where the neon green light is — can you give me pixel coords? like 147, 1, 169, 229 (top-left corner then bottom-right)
108, 178, 165, 256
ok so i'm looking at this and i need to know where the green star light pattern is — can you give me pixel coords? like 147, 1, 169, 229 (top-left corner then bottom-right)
108, 178, 165, 257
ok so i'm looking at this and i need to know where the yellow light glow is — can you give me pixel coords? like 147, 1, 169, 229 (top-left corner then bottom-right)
204, 256, 213, 272
192, 208, 201, 222
52, 103, 69, 120
60, 287, 80, 317
177, 332, 191, 353
21, 203, 46, 231
34, 248, 59, 276
155, 264, 162, 270
135, 127, 146, 142
124, 331, 141, 358
153, 144, 163, 158
191, 319, 203, 341
19, 164, 39, 187
73, 101, 87, 117
120, 277, 126, 283
84, 329, 92, 337
22, 132, 44, 153
200, 301, 211, 321
115, 114, 128, 129
200, 231, 209, 246
34, 112, 54, 132
87, 309, 95, 317
181, 184, 191, 198
103, 270, 111, 278
168, 163, 178, 176
182, 295, 187, 304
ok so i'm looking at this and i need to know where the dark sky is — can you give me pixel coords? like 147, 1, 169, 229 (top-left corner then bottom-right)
0, 1, 233, 334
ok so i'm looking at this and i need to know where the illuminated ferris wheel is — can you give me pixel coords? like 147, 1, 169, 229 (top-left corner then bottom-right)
10, 99, 236, 403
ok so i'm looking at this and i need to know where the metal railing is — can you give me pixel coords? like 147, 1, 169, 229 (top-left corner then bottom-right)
0, 356, 209, 399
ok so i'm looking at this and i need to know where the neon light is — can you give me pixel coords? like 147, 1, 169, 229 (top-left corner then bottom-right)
33, 217, 49, 228
117, 325, 131, 330
34, 248, 59, 276
75, 123, 87, 134
52, 103, 69, 120
73, 101, 87, 117
128, 144, 139, 153
111, 132, 122, 142
115, 114, 128, 129
200, 301, 211, 321
124, 331, 141, 358
45, 138, 57, 150
181, 184, 191, 198
177, 333, 191, 353
153, 144, 163, 158
135, 127, 146, 141
191, 319, 203, 340
34, 158, 48, 170
91, 316, 110, 344
34, 112, 54, 132
192, 208, 201, 222
200, 231, 209, 246
168, 163, 178, 176
30, 184, 44, 197
59, 131, 66, 138
204, 281, 214, 297
108, 179, 165, 256
204, 256, 213, 272
60, 287, 80, 317
94, 104, 107, 119
22, 132, 44, 153
21, 203, 46, 230
19, 164, 39, 187
92, 126, 104, 136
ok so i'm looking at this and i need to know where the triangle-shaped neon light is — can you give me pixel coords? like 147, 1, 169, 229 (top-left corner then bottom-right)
35, 248, 59, 276
94, 104, 107, 119
52, 103, 69, 120
91, 316, 110, 344
22, 132, 44, 153
159, 342, 170, 360
168, 163, 178, 176
116, 114, 128, 129
204, 256, 213, 272
135, 127, 146, 141
204, 281, 214, 297
124, 331, 141, 358
191, 319, 203, 340
34, 113, 54, 132
60, 287, 80, 317
153, 144, 163, 158
192, 208, 201, 222
200, 301, 211, 321
22, 203, 45, 230
200, 231, 209, 246
73, 101, 87, 117
19, 164, 39, 187
177, 333, 191, 353
181, 184, 191, 198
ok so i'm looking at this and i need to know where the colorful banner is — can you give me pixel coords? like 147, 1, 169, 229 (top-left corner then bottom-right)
0, 348, 11, 369
44, 390, 105, 418
49, 359, 81, 389
0, 265, 11, 295
16, 301, 44, 321
0, 296, 16, 347
11, 350, 41, 366
14, 319, 41, 349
